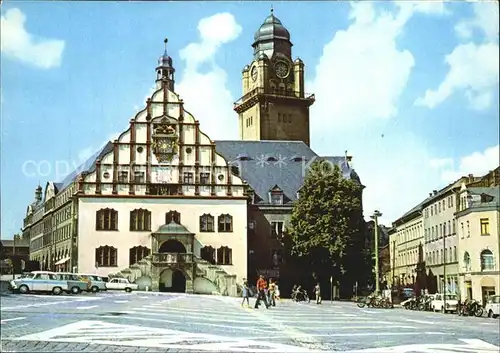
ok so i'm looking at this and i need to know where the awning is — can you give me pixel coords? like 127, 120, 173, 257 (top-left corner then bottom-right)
55, 257, 70, 266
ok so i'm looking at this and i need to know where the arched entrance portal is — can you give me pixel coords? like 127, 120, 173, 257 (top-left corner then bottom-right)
159, 239, 186, 253
159, 269, 187, 293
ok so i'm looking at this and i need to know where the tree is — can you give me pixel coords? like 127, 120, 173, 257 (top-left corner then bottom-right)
286, 160, 368, 295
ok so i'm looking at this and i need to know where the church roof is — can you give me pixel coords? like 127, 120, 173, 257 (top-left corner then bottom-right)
253, 11, 291, 43
214, 140, 356, 205
57, 141, 114, 190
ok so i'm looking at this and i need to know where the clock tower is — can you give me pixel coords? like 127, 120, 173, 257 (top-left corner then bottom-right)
234, 9, 315, 146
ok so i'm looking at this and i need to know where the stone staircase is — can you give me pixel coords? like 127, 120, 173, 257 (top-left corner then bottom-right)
108, 254, 239, 296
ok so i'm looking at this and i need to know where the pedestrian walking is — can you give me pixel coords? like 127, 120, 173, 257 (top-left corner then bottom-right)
241, 279, 250, 307
268, 279, 276, 307
314, 282, 322, 304
254, 275, 270, 309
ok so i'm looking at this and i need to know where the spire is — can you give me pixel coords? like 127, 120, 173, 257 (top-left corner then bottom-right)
270, 4, 273, 14
156, 37, 175, 91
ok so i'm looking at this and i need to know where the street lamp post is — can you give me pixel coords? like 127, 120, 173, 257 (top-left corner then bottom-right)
371, 210, 383, 295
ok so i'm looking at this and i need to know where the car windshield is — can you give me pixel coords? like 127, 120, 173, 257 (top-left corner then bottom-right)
492, 296, 500, 304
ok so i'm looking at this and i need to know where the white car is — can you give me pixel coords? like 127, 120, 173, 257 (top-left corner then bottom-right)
431, 293, 458, 313
105, 278, 138, 292
484, 295, 500, 318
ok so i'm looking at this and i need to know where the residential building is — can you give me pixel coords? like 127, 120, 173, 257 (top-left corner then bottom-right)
0, 237, 30, 274
389, 202, 424, 288
456, 183, 500, 305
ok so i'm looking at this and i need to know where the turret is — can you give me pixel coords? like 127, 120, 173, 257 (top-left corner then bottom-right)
155, 38, 175, 91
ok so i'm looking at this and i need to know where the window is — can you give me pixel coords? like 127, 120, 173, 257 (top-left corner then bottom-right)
447, 221, 451, 236
480, 250, 495, 271
96, 208, 118, 231
480, 218, 490, 235
129, 246, 150, 265
430, 207, 433, 216
463, 252, 471, 271
165, 210, 181, 224
453, 246, 457, 262
438, 202, 441, 212
461, 222, 464, 238
134, 171, 145, 183
118, 171, 128, 183
130, 209, 151, 231
452, 219, 456, 234
201, 246, 216, 264
440, 249, 443, 264
467, 221, 470, 237
200, 214, 215, 232
95, 246, 117, 267
218, 214, 233, 232
216, 246, 232, 265
450, 196, 454, 207
271, 221, 284, 239
200, 172, 210, 184
270, 191, 283, 205
183, 172, 194, 184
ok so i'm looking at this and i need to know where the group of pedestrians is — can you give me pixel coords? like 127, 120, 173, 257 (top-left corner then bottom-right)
241, 275, 322, 309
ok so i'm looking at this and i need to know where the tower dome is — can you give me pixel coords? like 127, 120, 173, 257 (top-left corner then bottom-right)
252, 8, 292, 59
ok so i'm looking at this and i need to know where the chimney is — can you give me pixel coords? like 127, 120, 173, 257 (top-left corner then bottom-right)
468, 173, 474, 183
429, 193, 433, 197
35, 185, 42, 203
433, 190, 438, 195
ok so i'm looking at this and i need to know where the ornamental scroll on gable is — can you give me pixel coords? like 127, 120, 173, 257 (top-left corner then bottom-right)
151, 118, 178, 163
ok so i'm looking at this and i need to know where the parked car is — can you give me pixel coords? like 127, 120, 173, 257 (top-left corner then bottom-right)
105, 278, 138, 292
431, 293, 459, 313
56, 273, 89, 294
10, 271, 68, 295
485, 295, 500, 318
77, 274, 107, 293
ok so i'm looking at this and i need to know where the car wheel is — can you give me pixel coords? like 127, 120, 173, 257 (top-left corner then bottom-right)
71, 286, 81, 295
52, 287, 62, 295
19, 285, 29, 294
125, 287, 132, 293
91, 286, 99, 293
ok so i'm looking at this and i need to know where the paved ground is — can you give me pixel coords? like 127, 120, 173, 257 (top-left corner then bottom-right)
1, 291, 499, 352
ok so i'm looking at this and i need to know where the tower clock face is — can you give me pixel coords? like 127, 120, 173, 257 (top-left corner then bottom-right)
274, 61, 289, 78
251, 66, 258, 81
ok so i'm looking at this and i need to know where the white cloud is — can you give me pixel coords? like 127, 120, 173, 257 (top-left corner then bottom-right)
1, 8, 65, 69
415, 2, 499, 110
305, 2, 454, 226
307, 2, 416, 130
415, 42, 499, 110
432, 145, 500, 183
455, 1, 499, 42
176, 13, 242, 140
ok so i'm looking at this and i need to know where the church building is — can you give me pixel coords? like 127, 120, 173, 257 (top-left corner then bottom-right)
22, 11, 362, 295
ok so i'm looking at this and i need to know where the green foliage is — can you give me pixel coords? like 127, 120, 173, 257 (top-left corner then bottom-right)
288, 160, 365, 280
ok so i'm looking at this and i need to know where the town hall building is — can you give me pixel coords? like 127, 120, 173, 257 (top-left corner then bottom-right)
22, 10, 362, 295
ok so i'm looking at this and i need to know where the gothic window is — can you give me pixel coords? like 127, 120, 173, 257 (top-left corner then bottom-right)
133, 171, 145, 183
480, 250, 495, 271
218, 214, 233, 232
129, 246, 150, 265
96, 208, 118, 231
216, 246, 232, 265
165, 210, 181, 224
463, 252, 471, 271
118, 171, 128, 183
200, 172, 210, 184
95, 246, 117, 267
183, 172, 194, 184
130, 209, 151, 231
200, 246, 216, 264
200, 214, 215, 232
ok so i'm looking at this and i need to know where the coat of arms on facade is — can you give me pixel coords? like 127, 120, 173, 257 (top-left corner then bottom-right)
151, 118, 178, 163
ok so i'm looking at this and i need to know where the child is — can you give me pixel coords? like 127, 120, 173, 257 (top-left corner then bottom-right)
241, 279, 250, 307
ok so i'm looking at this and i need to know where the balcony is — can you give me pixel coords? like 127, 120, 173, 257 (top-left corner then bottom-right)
147, 184, 181, 196
151, 252, 193, 264
233, 88, 315, 110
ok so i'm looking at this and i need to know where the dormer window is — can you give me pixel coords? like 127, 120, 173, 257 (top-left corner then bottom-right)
290, 155, 305, 162
269, 191, 283, 205
231, 165, 240, 176
236, 154, 252, 161
266, 155, 278, 162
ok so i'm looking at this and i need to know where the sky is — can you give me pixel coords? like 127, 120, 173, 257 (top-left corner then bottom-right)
1, 0, 499, 238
